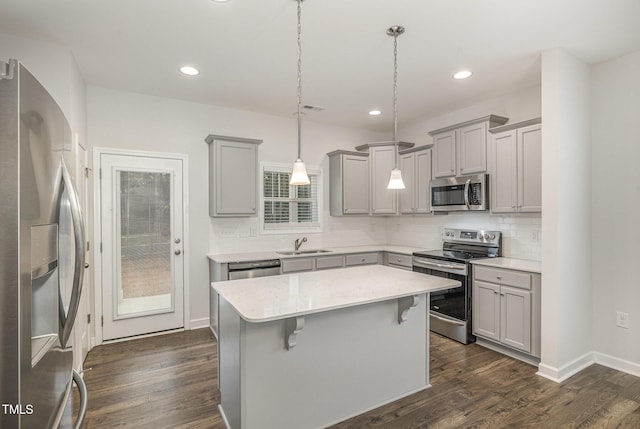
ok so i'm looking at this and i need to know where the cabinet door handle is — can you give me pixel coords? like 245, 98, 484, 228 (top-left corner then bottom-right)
496, 275, 502, 280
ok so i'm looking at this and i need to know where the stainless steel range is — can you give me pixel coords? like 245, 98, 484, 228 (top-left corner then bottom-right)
412, 228, 501, 344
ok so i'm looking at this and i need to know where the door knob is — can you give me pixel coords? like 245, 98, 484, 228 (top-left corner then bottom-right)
84, 263, 90, 269
175, 250, 182, 255
174, 238, 181, 244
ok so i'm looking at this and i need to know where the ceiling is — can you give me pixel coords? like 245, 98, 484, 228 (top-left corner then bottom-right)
1, 0, 639, 132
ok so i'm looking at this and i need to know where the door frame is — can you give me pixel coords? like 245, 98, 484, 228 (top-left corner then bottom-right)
92, 147, 190, 345
74, 134, 91, 369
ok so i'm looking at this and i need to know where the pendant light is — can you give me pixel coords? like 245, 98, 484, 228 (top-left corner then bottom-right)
386, 25, 406, 190
289, 0, 311, 186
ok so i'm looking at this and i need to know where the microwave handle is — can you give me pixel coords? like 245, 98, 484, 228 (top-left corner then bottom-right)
464, 178, 471, 209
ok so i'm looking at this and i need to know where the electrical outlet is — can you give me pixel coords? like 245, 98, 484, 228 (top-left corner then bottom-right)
218, 226, 237, 238
616, 311, 629, 329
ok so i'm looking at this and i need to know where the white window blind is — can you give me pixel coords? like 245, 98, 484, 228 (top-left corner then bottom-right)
262, 166, 321, 231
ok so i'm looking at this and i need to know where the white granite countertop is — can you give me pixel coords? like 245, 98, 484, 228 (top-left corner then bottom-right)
470, 257, 541, 273
213, 264, 459, 322
207, 244, 426, 264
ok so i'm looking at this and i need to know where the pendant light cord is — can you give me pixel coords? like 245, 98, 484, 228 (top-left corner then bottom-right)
392, 30, 399, 169
393, 31, 398, 145
296, 0, 303, 160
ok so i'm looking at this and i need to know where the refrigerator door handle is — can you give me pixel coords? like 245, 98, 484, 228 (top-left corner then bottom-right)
72, 369, 88, 429
58, 159, 86, 348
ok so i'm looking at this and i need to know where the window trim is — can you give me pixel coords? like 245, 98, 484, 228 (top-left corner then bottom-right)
259, 162, 323, 235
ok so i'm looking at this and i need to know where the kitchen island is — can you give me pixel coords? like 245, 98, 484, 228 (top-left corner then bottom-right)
213, 264, 460, 429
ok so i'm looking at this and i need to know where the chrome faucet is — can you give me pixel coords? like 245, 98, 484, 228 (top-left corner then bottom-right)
294, 237, 308, 251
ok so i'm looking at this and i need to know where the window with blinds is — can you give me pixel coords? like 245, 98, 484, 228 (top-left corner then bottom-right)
262, 165, 321, 231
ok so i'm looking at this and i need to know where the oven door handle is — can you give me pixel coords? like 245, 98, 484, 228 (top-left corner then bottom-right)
431, 314, 466, 326
413, 259, 466, 271
464, 178, 471, 209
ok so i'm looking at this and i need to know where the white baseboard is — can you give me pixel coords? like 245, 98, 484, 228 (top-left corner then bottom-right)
537, 350, 640, 383
537, 351, 595, 383
593, 351, 640, 378
189, 317, 210, 330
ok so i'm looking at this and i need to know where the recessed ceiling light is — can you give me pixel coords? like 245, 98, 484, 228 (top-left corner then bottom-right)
453, 70, 472, 80
369, 110, 382, 116
180, 66, 200, 76
212, 0, 231, 2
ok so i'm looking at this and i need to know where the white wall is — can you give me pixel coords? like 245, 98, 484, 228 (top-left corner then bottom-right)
86, 86, 387, 327
384, 84, 543, 260
591, 50, 640, 374
538, 49, 593, 381
0, 33, 87, 143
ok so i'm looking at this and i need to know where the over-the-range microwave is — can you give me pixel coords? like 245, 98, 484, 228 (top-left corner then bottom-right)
430, 173, 489, 212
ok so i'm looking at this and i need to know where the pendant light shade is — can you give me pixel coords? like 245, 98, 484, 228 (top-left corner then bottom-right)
387, 168, 405, 189
290, 0, 311, 186
386, 25, 406, 190
290, 158, 310, 185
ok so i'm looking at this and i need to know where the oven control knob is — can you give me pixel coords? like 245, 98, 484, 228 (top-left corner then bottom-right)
489, 234, 496, 240
483, 234, 490, 240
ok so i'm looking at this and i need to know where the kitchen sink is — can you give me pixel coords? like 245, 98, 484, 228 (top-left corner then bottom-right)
277, 249, 331, 256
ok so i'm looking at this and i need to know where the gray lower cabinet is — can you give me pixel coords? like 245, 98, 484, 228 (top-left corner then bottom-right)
281, 258, 315, 273
328, 150, 370, 216
472, 265, 541, 357
385, 252, 413, 270
345, 252, 381, 266
316, 255, 345, 270
489, 118, 542, 213
205, 134, 262, 217
209, 260, 230, 338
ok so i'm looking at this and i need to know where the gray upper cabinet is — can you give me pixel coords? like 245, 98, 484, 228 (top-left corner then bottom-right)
328, 150, 370, 216
354, 142, 414, 216
458, 122, 488, 175
205, 134, 262, 217
489, 118, 542, 213
431, 130, 456, 178
399, 146, 432, 214
370, 145, 398, 215
430, 115, 508, 178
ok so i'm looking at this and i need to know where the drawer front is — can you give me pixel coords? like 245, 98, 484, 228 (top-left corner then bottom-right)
474, 266, 531, 290
345, 252, 379, 266
316, 255, 344, 270
387, 252, 412, 269
282, 258, 315, 273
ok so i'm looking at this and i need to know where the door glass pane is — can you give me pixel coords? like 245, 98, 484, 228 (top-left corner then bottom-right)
116, 170, 172, 318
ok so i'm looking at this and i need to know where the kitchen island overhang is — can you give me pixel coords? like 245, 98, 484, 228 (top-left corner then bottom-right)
213, 265, 460, 429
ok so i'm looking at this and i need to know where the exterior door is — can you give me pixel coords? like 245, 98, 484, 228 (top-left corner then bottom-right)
100, 152, 184, 340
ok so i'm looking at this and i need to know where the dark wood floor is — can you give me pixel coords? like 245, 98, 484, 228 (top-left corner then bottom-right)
69, 329, 640, 428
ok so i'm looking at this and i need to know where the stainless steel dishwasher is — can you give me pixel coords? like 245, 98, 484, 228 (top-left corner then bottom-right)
227, 259, 281, 280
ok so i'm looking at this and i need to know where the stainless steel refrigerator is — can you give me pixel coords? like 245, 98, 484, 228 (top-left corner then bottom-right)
1, 59, 88, 428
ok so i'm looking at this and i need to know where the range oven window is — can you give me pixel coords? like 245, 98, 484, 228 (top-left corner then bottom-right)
413, 265, 468, 321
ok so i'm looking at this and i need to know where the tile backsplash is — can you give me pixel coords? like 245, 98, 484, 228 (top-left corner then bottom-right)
385, 212, 541, 260
210, 211, 541, 261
